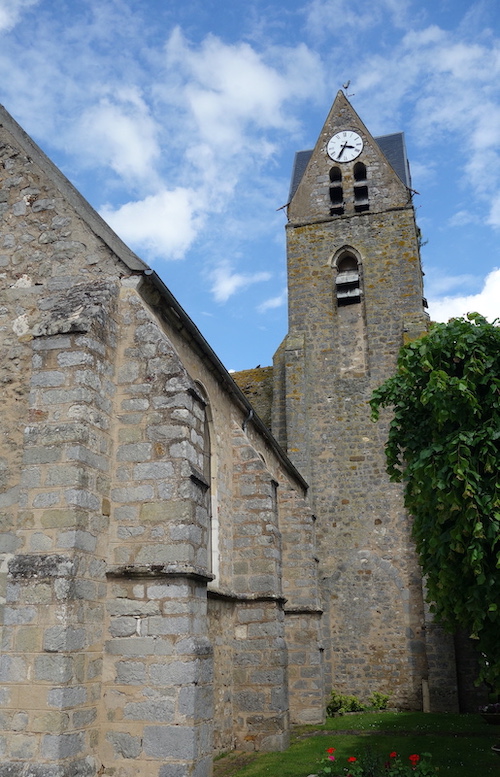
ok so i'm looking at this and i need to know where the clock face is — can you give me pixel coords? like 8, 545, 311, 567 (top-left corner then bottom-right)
327, 131, 363, 163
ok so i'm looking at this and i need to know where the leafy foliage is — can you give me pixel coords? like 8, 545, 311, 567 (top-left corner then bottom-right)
326, 691, 367, 716
326, 690, 389, 716
370, 313, 500, 688
368, 692, 390, 711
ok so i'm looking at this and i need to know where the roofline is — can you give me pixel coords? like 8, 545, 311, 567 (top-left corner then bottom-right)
0, 104, 309, 494
142, 269, 309, 493
0, 104, 148, 272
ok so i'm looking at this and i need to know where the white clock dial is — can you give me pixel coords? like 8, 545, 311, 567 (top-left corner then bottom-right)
327, 131, 364, 163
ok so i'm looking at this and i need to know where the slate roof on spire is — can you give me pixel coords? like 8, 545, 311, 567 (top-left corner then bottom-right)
288, 131, 411, 203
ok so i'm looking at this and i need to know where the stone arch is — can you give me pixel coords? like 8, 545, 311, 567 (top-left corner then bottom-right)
331, 246, 363, 307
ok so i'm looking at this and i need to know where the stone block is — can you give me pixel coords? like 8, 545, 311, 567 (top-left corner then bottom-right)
158, 765, 188, 777
109, 617, 138, 638
143, 725, 196, 759
3, 606, 37, 625
0, 533, 23, 553
106, 731, 141, 759
149, 660, 199, 686
105, 637, 167, 657
0, 764, 24, 777
135, 543, 193, 565
35, 655, 74, 683
115, 660, 146, 684
66, 445, 108, 472
11, 712, 28, 732
32, 711, 70, 733
32, 492, 60, 508
110, 485, 154, 502
178, 685, 214, 719
116, 442, 152, 462
234, 691, 265, 712
147, 583, 191, 599
146, 616, 190, 636
134, 461, 174, 480
141, 500, 192, 523
29, 533, 53, 551
41, 731, 84, 759
31, 371, 66, 387
64, 489, 100, 511
9, 733, 37, 759
0, 656, 27, 683
124, 699, 175, 721
15, 626, 41, 652
121, 397, 149, 411
43, 626, 86, 652
57, 530, 96, 553
45, 466, 87, 487
40, 508, 86, 528
106, 599, 159, 617
57, 351, 94, 367
174, 637, 213, 657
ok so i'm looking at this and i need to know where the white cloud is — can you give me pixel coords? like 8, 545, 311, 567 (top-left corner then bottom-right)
165, 28, 323, 155
487, 193, 500, 229
448, 211, 481, 228
305, 0, 412, 36
427, 267, 500, 323
423, 270, 476, 297
257, 288, 288, 313
349, 23, 500, 231
0, 0, 38, 33
100, 188, 200, 260
77, 90, 161, 185
209, 261, 272, 303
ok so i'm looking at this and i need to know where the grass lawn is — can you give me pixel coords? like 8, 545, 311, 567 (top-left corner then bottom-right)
214, 713, 499, 777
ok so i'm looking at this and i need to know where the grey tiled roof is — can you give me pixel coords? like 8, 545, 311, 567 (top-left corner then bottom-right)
288, 132, 411, 202
375, 132, 411, 188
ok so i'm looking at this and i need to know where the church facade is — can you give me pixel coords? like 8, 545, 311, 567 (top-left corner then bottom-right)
0, 94, 477, 777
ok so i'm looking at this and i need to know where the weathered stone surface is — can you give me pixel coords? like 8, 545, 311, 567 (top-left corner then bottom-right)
0, 92, 471, 777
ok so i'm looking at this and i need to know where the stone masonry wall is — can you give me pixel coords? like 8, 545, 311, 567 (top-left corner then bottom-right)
0, 108, 323, 775
100, 282, 214, 777
274, 91, 460, 711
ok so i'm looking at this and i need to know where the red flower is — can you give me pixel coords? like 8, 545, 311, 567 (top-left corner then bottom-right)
328, 756, 335, 762
347, 757, 357, 763
326, 747, 336, 754
389, 752, 397, 758
409, 754, 420, 765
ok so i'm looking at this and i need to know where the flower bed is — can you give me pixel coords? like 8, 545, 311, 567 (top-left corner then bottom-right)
316, 746, 437, 776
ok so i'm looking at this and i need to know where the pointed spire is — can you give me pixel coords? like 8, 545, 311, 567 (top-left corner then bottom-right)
288, 94, 411, 223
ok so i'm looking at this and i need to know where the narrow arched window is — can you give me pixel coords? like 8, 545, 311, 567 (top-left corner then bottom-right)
329, 166, 344, 215
353, 162, 369, 212
353, 162, 366, 182
336, 254, 361, 306
194, 382, 219, 580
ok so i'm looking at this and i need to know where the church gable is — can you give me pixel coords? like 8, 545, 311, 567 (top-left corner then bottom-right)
288, 90, 412, 223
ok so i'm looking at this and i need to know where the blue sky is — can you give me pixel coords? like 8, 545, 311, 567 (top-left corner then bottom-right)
0, 0, 499, 370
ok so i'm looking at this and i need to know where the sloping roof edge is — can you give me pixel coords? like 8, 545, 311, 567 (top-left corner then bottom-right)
142, 270, 308, 493
0, 104, 148, 272
0, 105, 309, 493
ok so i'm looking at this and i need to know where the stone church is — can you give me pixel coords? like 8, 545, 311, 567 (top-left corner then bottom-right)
0, 93, 479, 777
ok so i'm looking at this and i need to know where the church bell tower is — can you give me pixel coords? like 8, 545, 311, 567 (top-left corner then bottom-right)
272, 91, 459, 710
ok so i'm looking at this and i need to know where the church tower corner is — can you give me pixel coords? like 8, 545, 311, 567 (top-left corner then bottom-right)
274, 92, 460, 712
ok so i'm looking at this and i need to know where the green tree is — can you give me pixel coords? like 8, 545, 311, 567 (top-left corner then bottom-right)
370, 313, 500, 689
